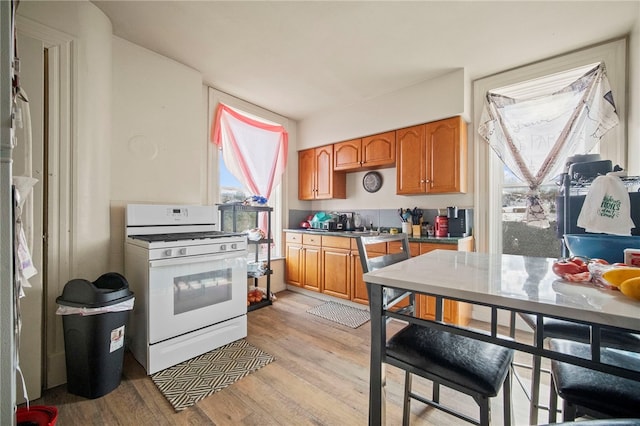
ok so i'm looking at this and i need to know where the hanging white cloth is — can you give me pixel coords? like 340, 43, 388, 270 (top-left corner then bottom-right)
211, 103, 288, 234
478, 62, 619, 228
577, 174, 635, 235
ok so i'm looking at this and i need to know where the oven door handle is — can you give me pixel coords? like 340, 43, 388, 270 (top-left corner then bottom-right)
149, 252, 240, 268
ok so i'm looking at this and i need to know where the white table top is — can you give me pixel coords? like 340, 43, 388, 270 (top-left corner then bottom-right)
363, 250, 640, 331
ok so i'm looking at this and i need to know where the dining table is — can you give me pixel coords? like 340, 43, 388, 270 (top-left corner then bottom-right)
362, 249, 640, 425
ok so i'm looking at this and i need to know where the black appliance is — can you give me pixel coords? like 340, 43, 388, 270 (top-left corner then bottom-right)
448, 209, 473, 237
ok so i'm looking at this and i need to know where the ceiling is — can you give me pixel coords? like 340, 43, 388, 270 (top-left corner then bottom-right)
92, 1, 639, 121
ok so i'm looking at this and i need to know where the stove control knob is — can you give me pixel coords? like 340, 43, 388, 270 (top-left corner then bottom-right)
179, 248, 187, 255
164, 249, 172, 257
220, 244, 227, 251
231, 243, 237, 250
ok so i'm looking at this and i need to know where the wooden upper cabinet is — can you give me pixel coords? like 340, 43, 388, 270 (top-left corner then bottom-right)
426, 116, 467, 194
333, 131, 395, 171
298, 145, 346, 200
362, 131, 395, 169
396, 124, 426, 194
396, 116, 467, 195
334, 138, 362, 171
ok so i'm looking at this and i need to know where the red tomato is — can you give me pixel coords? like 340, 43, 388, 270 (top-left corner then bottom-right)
552, 260, 583, 278
589, 258, 609, 265
569, 256, 589, 272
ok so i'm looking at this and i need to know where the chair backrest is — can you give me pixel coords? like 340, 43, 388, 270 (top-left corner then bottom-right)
356, 233, 411, 273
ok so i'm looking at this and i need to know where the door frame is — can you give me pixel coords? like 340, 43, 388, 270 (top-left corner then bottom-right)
17, 15, 76, 389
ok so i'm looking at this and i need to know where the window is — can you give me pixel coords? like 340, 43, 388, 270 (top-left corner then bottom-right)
473, 38, 627, 255
208, 88, 289, 258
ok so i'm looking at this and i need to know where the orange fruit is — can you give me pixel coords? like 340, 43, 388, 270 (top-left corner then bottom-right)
620, 277, 640, 301
602, 268, 640, 288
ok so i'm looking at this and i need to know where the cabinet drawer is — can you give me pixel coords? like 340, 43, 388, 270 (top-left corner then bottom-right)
350, 238, 386, 253
302, 234, 322, 246
286, 232, 302, 243
322, 235, 351, 249
420, 242, 456, 253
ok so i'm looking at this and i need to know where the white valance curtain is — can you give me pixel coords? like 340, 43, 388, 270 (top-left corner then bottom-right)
212, 103, 288, 200
478, 62, 619, 228
211, 103, 288, 234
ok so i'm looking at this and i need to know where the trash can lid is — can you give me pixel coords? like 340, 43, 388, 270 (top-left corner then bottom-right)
56, 272, 134, 308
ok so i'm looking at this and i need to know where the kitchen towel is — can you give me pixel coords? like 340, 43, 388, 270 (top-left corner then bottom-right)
577, 174, 635, 235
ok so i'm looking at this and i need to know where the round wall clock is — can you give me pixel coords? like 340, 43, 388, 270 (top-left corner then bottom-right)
363, 171, 383, 193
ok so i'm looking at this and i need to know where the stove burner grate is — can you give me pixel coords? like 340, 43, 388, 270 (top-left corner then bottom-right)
130, 231, 244, 243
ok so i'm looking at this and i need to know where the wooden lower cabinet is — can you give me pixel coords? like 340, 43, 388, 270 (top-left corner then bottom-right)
414, 241, 472, 326
321, 236, 352, 299
285, 232, 472, 325
285, 232, 322, 292
351, 239, 386, 305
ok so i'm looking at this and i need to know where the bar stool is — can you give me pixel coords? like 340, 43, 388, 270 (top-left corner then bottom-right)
510, 312, 640, 424
548, 338, 640, 422
357, 234, 515, 425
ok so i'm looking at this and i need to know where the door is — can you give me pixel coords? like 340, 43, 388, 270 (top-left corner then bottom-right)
396, 124, 426, 194
13, 32, 45, 401
314, 145, 334, 199
298, 149, 316, 200
322, 248, 351, 299
362, 131, 395, 168
334, 138, 361, 171
426, 116, 467, 193
285, 243, 303, 286
303, 246, 321, 292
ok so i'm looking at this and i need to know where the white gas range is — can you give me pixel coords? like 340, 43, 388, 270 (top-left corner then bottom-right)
124, 204, 248, 374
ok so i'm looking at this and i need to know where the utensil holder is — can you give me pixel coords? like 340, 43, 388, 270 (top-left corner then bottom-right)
401, 222, 410, 234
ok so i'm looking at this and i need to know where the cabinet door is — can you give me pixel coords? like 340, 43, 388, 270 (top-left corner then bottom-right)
334, 139, 361, 171
425, 116, 467, 194
351, 250, 385, 305
362, 131, 395, 168
416, 243, 457, 320
396, 124, 426, 194
314, 145, 335, 199
285, 243, 303, 287
303, 246, 322, 292
322, 248, 351, 300
298, 149, 316, 200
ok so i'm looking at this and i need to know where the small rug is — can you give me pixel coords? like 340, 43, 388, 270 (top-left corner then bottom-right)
307, 301, 370, 328
151, 339, 274, 411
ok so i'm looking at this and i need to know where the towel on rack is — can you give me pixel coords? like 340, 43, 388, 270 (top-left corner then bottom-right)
577, 174, 636, 235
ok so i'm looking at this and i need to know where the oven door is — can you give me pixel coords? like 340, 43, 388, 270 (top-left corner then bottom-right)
147, 250, 246, 344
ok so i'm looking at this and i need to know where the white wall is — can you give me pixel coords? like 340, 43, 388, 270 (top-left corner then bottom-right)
109, 36, 204, 273
292, 69, 474, 214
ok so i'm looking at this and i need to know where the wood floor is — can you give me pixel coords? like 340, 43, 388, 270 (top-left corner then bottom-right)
27, 290, 549, 425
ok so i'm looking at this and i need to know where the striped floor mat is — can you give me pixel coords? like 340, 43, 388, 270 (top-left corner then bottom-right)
151, 339, 274, 411
307, 301, 370, 328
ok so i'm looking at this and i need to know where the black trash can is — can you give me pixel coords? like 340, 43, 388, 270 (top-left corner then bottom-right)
56, 272, 134, 399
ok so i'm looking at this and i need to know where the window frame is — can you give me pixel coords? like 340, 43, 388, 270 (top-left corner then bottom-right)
473, 38, 627, 254
208, 88, 289, 257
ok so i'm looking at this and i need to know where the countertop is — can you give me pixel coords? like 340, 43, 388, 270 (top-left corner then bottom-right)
362, 250, 640, 330
283, 228, 471, 244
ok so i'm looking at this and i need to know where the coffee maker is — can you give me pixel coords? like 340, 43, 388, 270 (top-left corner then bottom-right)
447, 208, 473, 237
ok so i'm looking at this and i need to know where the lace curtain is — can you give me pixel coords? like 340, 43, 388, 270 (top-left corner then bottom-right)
478, 62, 619, 228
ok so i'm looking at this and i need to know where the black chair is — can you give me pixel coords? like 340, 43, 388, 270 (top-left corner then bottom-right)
509, 312, 640, 424
548, 338, 640, 422
357, 234, 514, 425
